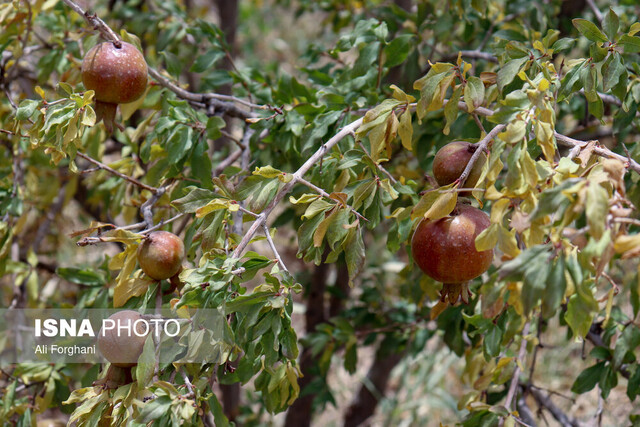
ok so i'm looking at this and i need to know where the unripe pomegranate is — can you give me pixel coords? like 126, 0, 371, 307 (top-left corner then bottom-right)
97, 310, 148, 367
411, 204, 493, 284
433, 141, 486, 191
137, 231, 185, 281
81, 41, 148, 133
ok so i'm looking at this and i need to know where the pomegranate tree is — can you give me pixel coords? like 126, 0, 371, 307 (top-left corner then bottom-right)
411, 204, 493, 302
137, 231, 185, 281
81, 41, 148, 133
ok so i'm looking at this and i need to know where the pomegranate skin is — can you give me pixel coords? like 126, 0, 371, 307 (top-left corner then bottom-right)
97, 310, 148, 367
433, 141, 486, 189
81, 41, 148, 105
411, 204, 493, 284
137, 231, 185, 281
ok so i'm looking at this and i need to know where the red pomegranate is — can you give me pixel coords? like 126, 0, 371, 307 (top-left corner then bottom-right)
433, 141, 486, 191
81, 41, 148, 133
137, 231, 185, 281
411, 204, 493, 284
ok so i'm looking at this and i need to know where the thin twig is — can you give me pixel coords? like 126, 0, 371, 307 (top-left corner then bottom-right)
504, 322, 530, 412
262, 223, 289, 273
76, 152, 158, 193
179, 367, 195, 398
585, 0, 604, 23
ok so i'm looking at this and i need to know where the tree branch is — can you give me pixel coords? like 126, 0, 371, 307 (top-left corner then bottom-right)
76, 152, 157, 193
231, 118, 363, 258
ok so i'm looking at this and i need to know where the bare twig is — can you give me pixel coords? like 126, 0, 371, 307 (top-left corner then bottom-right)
529, 387, 582, 427
140, 187, 166, 228
60, 0, 120, 43
76, 152, 158, 193
262, 223, 289, 273
504, 322, 530, 413
585, 0, 604, 23
179, 367, 195, 398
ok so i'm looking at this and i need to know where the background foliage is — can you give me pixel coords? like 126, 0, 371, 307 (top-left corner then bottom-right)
1, 0, 640, 425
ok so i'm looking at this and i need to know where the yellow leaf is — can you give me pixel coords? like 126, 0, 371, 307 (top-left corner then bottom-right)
313, 208, 338, 247
614, 234, 640, 255
398, 110, 413, 151
422, 189, 458, 221
253, 165, 282, 179
196, 198, 233, 217
476, 223, 499, 252
498, 225, 521, 257
114, 277, 153, 308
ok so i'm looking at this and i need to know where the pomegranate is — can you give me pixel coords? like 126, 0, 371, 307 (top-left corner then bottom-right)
411, 203, 493, 286
432, 141, 486, 191
137, 231, 185, 281
97, 310, 148, 367
81, 41, 148, 133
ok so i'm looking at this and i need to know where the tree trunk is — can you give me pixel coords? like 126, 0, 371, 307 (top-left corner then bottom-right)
214, 0, 238, 95
343, 346, 404, 427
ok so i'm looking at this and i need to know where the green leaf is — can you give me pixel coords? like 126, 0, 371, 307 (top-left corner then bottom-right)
483, 324, 503, 359
541, 256, 567, 319
190, 49, 225, 73
613, 325, 640, 370
572, 18, 608, 42
345, 227, 365, 286
602, 8, 619, 41
16, 99, 39, 121
172, 187, 217, 213
551, 37, 576, 53
384, 34, 413, 68
497, 57, 528, 92
344, 338, 358, 374
137, 396, 172, 422
208, 393, 230, 427
498, 244, 551, 281
619, 34, 640, 54
56, 267, 106, 286
136, 336, 156, 388
191, 138, 214, 190
565, 291, 597, 338
206, 116, 225, 139
521, 254, 551, 314
464, 76, 485, 112
602, 53, 624, 93
571, 361, 606, 394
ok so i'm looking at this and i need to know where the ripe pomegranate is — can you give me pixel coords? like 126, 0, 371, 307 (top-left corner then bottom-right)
432, 141, 486, 191
81, 41, 148, 133
137, 231, 185, 281
97, 310, 148, 367
412, 203, 493, 288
